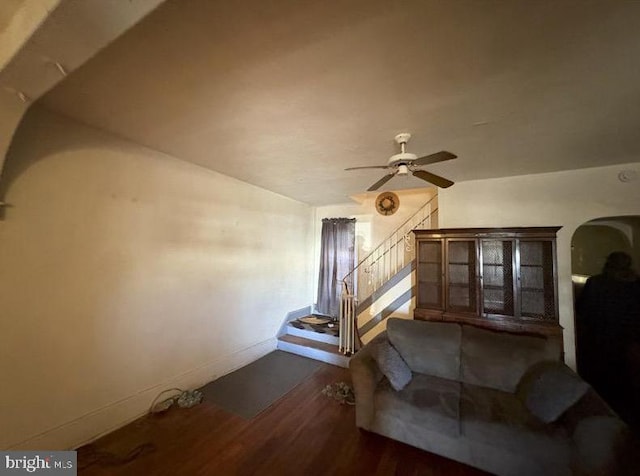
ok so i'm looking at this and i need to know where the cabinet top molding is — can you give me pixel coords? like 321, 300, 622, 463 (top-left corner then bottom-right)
413, 226, 562, 238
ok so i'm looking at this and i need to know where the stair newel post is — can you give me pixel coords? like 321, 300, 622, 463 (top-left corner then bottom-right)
350, 294, 356, 353
339, 277, 357, 355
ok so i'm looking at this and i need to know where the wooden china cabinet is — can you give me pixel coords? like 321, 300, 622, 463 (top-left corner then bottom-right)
413, 227, 562, 337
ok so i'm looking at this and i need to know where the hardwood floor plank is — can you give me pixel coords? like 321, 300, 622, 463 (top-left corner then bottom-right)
78, 363, 488, 476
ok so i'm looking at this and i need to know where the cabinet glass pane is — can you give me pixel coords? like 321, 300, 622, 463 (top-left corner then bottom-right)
520, 241, 544, 265
483, 265, 505, 286
418, 241, 442, 308
447, 240, 477, 312
449, 286, 470, 308
519, 240, 555, 320
449, 241, 471, 263
420, 241, 441, 263
482, 240, 514, 316
419, 263, 441, 283
521, 290, 546, 316
449, 264, 470, 284
521, 266, 543, 289
419, 282, 441, 307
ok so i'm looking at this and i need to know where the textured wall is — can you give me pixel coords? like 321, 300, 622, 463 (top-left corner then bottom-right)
0, 107, 314, 449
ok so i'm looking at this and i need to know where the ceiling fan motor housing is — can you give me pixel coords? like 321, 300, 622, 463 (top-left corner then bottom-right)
388, 152, 417, 167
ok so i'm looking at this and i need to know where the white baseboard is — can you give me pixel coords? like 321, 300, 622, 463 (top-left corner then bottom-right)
8, 337, 277, 451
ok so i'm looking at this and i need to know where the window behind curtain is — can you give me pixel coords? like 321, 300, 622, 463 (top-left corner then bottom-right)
316, 218, 356, 318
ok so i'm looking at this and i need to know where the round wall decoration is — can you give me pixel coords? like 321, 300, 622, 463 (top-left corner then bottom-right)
375, 191, 400, 216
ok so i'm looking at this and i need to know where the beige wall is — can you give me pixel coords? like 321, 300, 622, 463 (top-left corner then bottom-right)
0, 0, 166, 178
0, 0, 60, 70
0, 91, 28, 178
1, 0, 62, 176
0, 107, 314, 450
0, 0, 52, 171
438, 163, 640, 369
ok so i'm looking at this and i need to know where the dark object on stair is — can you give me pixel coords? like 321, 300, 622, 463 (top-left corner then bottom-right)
298, 316, 332, 325
290, 318, 340, 337
310, 324, 326, 333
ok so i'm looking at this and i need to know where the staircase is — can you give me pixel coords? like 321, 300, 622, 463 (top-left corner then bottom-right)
340, 195, 438, 354
277, 317, 350, 368
278, 194, 438, 366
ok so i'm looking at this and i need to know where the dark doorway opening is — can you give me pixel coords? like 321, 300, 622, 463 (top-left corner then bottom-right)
572, 216, 640, 430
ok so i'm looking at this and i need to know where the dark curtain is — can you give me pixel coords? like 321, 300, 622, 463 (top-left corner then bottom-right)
316, 218, 356, 317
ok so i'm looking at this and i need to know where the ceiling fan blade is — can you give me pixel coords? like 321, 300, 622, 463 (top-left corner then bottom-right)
412, 151, 457, 166
345, 165, 390, 171
367, 172, 396, 191
413, 169, 454, 188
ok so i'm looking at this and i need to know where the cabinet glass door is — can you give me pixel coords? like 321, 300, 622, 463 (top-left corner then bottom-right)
481, 240, 514, 316
446, 240, 477, 313
518, 240, 555, 320
417, 240, 443, 309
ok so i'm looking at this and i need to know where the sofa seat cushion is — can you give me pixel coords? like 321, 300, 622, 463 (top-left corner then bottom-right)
375, 373, 461, 437
461, 383, 570, 465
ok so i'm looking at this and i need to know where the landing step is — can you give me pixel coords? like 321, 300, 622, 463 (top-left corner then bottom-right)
287, 322, 340, 345
277, 335, 350, 368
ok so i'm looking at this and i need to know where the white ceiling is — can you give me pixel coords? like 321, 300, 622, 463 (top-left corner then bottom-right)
39, 0, 640, 205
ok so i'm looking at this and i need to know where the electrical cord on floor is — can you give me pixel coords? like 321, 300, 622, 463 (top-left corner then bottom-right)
149, 387, 204, 414
78, 443, 156, 470
77, 388, 204, 469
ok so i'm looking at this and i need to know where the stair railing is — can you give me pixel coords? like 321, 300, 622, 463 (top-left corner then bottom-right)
338, 195, 438, 354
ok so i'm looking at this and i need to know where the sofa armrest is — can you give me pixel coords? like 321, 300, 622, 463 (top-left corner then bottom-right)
349, 337, 384, 430
556, 389, 630, 475
571, 414, 629, 476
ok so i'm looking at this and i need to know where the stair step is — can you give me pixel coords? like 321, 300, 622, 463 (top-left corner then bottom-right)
286, 322, 340, 345
277, 335, 350, 368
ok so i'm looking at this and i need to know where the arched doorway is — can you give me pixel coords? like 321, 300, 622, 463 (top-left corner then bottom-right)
572, 215, 640, 429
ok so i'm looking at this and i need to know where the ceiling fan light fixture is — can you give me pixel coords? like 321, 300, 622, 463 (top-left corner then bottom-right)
397, 164, 409, 175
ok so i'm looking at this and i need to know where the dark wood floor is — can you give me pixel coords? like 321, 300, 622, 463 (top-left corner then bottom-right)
78, 362, 488, 476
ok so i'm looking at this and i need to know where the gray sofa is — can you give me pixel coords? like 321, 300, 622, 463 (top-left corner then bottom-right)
350, 318, 629, 476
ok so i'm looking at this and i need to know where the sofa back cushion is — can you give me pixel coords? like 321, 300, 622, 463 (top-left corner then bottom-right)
370, 339, 413, 391
387, 318, 461, 380
460, 325, 562, 393
516, 361, 589, 423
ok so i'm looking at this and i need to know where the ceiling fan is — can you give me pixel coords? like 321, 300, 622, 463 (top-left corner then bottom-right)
345, 133, 457, 191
